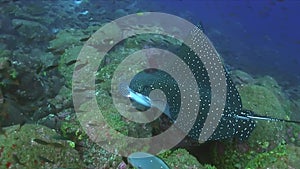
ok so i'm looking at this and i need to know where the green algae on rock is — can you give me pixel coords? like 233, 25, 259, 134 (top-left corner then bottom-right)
0, 124, 84, 168
158, 148, 207, 169
81, 138, 123, 168
58, 45, 83, 88
76, 94, 152, 155
211, 74, 297, 169
230, 70, 254, 85
48, 30, 85, 55
255, 75, 292, 115
12, 19, 51, 42
213, 141, 300, 169
0, 50, 11, 58
48, 26, 99, 55
238, 84, 287, 149
245, 143, 300, 169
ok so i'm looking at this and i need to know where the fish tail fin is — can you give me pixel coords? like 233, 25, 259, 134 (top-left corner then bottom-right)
151, 100, 175, 122
118, 82, 130, 97
238, 109, 300, 125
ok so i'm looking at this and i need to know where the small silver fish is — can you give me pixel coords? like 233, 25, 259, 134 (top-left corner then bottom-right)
119, 82, 151, 109
118, 83, 174, 121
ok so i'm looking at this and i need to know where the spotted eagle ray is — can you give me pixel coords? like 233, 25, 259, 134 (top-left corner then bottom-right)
119, 32, 300, 142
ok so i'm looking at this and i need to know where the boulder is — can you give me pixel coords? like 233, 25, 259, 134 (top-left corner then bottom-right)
0, 124, 84, 168
159, 149, 207, 169
238, 84, 287, 149
12, 19, 51, 42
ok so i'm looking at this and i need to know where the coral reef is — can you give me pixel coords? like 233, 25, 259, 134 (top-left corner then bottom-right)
12, 19, 51, 42
58, 45, 82, 88
245, 144, 300, 168
0, 124, 84, 168
238, 84, 287, 149
230, 70, 255, 85
48, 30, 85, 55
159, 149, 206, 169
210, 71, 300, 169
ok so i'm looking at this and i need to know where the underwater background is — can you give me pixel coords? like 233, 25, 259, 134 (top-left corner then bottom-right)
0, 0, 300, 169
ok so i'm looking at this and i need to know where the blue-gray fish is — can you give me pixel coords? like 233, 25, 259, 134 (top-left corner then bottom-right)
128, 152, 170, 169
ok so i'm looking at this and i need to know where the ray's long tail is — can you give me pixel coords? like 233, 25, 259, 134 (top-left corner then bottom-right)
237, 110, 300, 124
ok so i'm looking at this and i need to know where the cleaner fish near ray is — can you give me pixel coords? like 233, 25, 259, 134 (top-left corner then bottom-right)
118, 27, 300, 143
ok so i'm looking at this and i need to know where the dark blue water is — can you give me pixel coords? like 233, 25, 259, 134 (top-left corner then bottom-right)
139, 0, 300, 87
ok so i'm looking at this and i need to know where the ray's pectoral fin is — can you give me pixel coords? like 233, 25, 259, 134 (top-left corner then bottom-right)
233, 110, 256, 140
